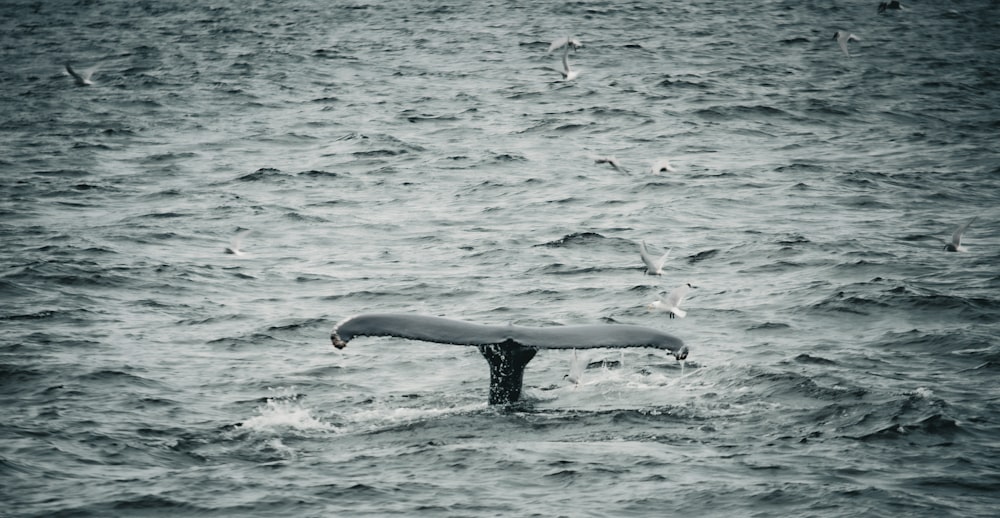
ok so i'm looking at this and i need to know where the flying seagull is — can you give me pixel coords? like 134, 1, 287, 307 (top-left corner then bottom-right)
225, 229, 251, 255
65, 63, 98, 86
549, 36, 582, 81
648, 282, 696, 319
649, 158, 676, 174
833, 31, 861, 57
944, 217, 976, 252
639, 240, 671, 276
594, 156, 626, 173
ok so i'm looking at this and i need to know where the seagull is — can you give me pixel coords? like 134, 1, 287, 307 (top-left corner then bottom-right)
564, 349, 587, 385
548, 36, 581, 81
648, 282, 696, 319
595, 156, 626, 172
560, 47, 579, 81
65, 63, 98, 86
833, 31, 861, 57
878, 1, 904, 13
944, 217, 976, 252
649, 159, 675, 174
225, 229, 251, 255
548, 36, 582, 54
639, 240, 671, 276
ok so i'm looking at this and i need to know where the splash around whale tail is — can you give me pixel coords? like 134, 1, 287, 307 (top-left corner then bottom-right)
330, 313, 687, 404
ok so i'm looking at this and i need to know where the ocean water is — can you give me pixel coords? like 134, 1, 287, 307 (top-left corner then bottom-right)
2, 0, 999, 516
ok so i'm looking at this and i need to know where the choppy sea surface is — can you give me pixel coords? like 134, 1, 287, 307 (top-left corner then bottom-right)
2, 0, 1000, 516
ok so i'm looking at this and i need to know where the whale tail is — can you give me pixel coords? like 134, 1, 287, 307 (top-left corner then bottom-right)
330, 313, 687, 405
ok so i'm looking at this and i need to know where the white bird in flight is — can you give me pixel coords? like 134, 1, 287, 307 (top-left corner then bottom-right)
833, 31, 861, 57
65, 63, 98, 86
564, 349, 587, 385
548, 36, 582, 54
944, 217, 976, 252
649, 159, 676, 174
639, 240, 671, 276
225, 229, 251, 255
594, 156, 626, 172
549, 36, 581, 81
648, 282, 696, 319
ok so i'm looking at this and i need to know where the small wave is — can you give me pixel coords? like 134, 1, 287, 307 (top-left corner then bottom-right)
335, 132, 427, 155
776, 234, 810, 245
70, 142, 112, 150
856, 414, 965, 443
588, 106, 652, 120
747, 321, 792, 332
687, 249, 719, 263
810, 290, 888, 315
206, 333, 278, 349
297, 169, 342, 178
721, 366, 867, 407
140, 151, 198, 164
694, 104, 792, 121
536, 232, 606, 248
791, 353, 836, 365
1, 309, 59, 321
74, 369, 168, 390
236, 167, 290, 182
136, 211, 189, 219
54, 495, 209, 516
322, 289, 400, 301
352, 148, 409, 158
775, 163, 823, 172
529, 263, 607, 276
266, 317, 328, 333
489, 152, 526, 163
656, 78, 711, 90
957, 359, 1000, 373
282, 211, 329, 222
553, 123, 590, 132
31, 169, 91, 178
400, 112, 460, 123
0, 364, 48, 390
740, 260, 806, 275
780, 37, 810, 45
6, 261, 133, 290
876, 328, 998, 357
803, 99, 856, 118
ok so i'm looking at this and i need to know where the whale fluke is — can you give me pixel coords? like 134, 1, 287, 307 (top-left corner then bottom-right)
330, 313, 688, 405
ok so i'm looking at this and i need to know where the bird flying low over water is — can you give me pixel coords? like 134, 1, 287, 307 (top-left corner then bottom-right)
560, 52, 579, 81
65, 63, 98, 86
649, 159, 676, 174
833, 31, 861, 57
648, 282, 696, 319
639, 240, 671, 276
225, 229, 251, 255
944, 217, 976, 252
564, 349, 587, 385
595, 156, 626, 172
548, 36, 582, 54
549, 35, 582, 81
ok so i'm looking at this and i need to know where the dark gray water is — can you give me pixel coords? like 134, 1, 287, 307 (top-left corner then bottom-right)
3, 0, 999, 516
